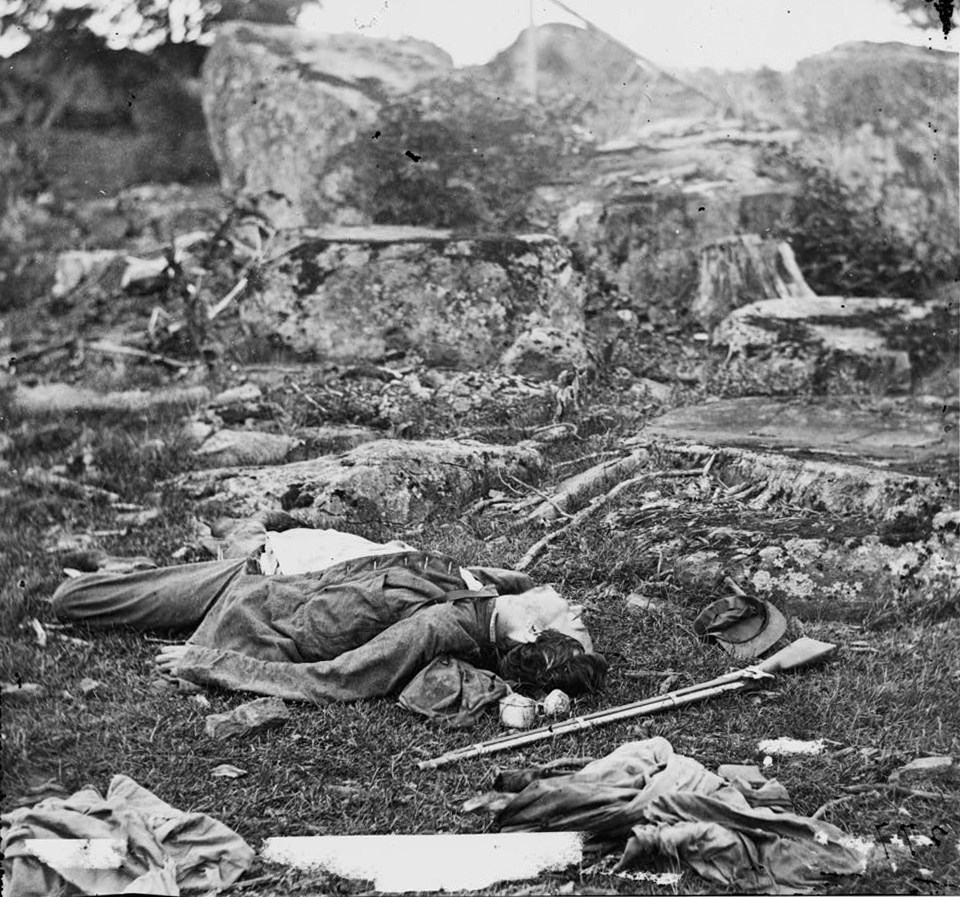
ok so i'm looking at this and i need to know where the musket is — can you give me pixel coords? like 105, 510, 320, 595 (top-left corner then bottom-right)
418, 637, 837, 771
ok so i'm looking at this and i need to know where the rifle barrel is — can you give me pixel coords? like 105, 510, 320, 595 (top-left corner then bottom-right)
419, 680, 747, 769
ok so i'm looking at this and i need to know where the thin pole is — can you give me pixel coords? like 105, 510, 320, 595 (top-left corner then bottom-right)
526, 0, 538, 102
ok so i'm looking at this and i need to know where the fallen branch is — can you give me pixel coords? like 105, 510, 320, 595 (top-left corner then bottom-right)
840, 783, 944, 801
13, 383, 210, 415
503, 472, 574, 521
515, 466, 706, 572
22, 469, 120, 504
523, 450, 648, 526
87, 340, 194, 371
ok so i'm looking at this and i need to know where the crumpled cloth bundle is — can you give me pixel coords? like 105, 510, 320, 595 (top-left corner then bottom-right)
495, 737, 865, 894
1, 774, 254, 896
398, 655, 511, 727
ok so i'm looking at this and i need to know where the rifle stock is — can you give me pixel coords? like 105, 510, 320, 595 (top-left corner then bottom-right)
418, 638, 838, 771
756, 637, 837, 673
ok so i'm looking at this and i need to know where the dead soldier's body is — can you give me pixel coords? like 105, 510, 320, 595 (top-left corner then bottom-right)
51, 529, 607, 702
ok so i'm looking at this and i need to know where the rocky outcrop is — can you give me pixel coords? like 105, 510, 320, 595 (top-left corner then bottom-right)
240, 228, 586, 368
711, 296, 952, 394
201, 24, 451, 227
174, 438, 543, 531
484, 23, 718, 143
791, 42, 958, 259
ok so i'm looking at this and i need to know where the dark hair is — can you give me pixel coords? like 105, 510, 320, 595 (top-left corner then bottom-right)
498, 630, 608, 697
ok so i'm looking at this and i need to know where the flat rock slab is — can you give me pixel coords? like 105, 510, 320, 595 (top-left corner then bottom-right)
712, 296, 954, 393
644, 397, 958, 473
193, 429, 304, 468
205, 696, 290, 740
175, 438, 543, 530
241, 229, 585, 370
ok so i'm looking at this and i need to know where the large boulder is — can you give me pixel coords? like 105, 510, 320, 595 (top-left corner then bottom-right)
791, 42, 958, 264
201, 24, 451, 227
239, 228, 586, 368
174, 438, 544, 531
711, 295, 954, 394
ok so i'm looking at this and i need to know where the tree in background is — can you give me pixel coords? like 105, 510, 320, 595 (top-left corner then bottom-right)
0, 0, 314, 54
890, 0, 955, 36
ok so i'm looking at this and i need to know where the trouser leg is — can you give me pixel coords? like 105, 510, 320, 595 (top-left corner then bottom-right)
51, 558, 248, 632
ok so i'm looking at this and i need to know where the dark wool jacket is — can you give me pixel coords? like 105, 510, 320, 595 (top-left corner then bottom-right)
177, 551, 535, 703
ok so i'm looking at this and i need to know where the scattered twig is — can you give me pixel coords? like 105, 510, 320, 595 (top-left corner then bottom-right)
515, 466, 707, 572
840, 783, 944, 800
6, 339, 76, 365
207, 276, 248, 321
812, 795, 855, 819
284, 378, 327, 415
86, 340, 193, 371
554, 450, 626, 471
504, 472, 575, 521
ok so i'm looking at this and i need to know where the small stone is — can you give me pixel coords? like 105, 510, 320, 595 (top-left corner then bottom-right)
211, 383, 262, 406
191, 694, 212, 709
78, 678, 101, 696
889, 756, 955, 783
631, 378, 673, 404
177, 678, 205, 695
625, 593, 669, 615
204, 696, 290, 740
211, 763, 248, 779
182, 420, 216, 447
674, 551, 724, 589
193, 429, 302, 467
2, 682, 45, 700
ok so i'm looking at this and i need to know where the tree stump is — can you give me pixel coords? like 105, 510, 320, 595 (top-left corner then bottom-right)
692, 234, 816, 328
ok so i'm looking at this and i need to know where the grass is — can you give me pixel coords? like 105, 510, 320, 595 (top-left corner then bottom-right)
1, 364, 958, 897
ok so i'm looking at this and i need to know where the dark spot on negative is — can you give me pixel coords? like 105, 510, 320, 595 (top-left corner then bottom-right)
405, 150, 421, 162
372, 130, 381, 139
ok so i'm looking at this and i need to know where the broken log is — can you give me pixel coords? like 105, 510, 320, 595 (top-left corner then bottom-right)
523, 450, 648, 526
13, 383, 210, 415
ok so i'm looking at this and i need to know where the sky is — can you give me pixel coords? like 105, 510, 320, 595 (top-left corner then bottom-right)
298, 0, 958, 71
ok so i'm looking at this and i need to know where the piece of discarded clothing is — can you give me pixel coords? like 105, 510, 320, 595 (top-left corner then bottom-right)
52, 545, 533, 703
260, 528, 417, 575
692, 594, 787, 660
717, 764, 794, 812
1, 773, 254, 896
398, 655, 511, 727
495, 737, 863, 894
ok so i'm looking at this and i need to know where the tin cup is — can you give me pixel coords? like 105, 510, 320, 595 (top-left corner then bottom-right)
499, 693, 538, 729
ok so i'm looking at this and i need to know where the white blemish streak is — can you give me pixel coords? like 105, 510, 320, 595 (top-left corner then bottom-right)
757, 737, 826, 756
616, 869, 683, 886
24, 839, 126, 869
261, 832, 584, 892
